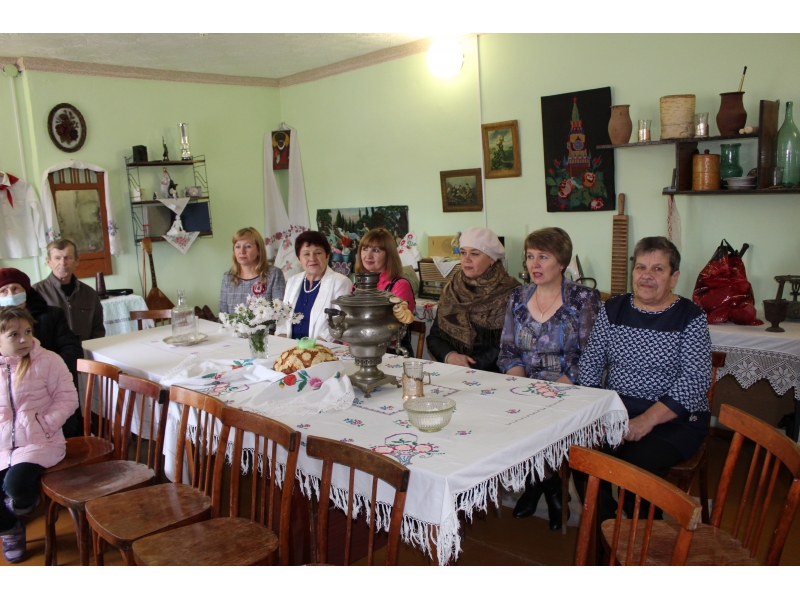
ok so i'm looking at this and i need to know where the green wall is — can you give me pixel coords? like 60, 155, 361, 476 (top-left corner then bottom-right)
0, 70, 280, 310
2, 33, 799, 315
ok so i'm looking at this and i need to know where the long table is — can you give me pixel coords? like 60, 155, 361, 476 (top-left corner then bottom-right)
82, 319, 627, 565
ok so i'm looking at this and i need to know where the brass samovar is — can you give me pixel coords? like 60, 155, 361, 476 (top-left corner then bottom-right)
325, 272, 408, 397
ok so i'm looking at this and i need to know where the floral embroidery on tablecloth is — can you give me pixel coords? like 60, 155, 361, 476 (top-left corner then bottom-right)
480, 389, 496, 395
340, 438, 354, 443
296, 424, 311, 429
506, 409, 521, 414
427, 385, 459, 397
199, 381, 250, 399
510, 381, 577, 398
276, 370, 324, 391
385, 363, 403, 369
462, 381, 480, 386
465, 369, 477, 374
344, 418, 364, 427
505, 376, 518, 381
372, 433, 442, 466
393, 419, 412, 429
455, 430, 472, 435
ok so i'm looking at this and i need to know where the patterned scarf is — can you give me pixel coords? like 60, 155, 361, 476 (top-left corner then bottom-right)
437, 261, 520, 354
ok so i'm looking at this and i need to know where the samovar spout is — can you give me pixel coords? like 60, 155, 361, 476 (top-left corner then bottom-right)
324, 308, 348, 339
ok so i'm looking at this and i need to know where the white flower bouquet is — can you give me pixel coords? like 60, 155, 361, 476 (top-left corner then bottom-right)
219, 296, 303, 358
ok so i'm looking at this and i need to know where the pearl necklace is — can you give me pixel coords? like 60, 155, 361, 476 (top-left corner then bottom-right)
303, 277, 322, 294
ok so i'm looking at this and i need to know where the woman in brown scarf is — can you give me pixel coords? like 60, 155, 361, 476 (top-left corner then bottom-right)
427, 228, 520, 372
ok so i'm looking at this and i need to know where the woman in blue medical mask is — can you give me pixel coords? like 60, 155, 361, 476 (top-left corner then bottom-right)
0, 269, 82, 437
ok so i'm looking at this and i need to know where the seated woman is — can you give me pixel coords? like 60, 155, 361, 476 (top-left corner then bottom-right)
427, 227, 519, 372
219, 227, 286, 315
497, 228, 601, 528
354, 228, 416, 355
279, 231, 351, 342
578, 236, 712, 520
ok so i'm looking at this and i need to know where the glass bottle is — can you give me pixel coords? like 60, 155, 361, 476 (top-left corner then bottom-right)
776, 101, 800, 186
171, 289, 194, 343
720, 143, 743, 180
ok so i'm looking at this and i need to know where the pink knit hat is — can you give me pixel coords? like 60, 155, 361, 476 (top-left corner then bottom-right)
459, 228, 505, 261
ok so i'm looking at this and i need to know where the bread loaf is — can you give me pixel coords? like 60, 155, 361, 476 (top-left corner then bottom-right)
273, 345, 338, 374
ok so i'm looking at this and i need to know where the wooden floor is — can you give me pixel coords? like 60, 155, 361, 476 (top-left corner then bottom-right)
4, 435, 800, 566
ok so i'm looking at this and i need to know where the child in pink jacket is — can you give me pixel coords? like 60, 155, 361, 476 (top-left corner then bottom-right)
0, 306, 78, 563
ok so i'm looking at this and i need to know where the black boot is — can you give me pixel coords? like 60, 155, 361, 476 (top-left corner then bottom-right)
512, 476, 545, 519
543, 475, 569, 531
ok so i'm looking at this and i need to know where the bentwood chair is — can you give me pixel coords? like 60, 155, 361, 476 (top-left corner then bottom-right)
131, 405, 300, 565
571, 445, 703, 566
41, 359, 120, 565
41, 374, 168, 566
129, 309, 172, 330
305, 436, 410, 566
668, 351, 726, 524
85, 388, 222, 565
409, 320, 427, 359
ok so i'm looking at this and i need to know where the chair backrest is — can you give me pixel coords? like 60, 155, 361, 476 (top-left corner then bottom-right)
76, 358, 123, 440
409, 320, 426, 359
113, 374, 170, 480
305, 435, 410, 566
170, 386, 227, 495
707, 351, 726, 410
130, 309, 172, 330
209, 406, 300, 565
571, 445, 702, 566
711, 404, 800, 565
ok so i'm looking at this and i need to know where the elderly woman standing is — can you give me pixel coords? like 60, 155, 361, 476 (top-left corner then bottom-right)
279, 231, 351, 342
219, 227, 285, 315
497, 228, 601, 528
427, 227, 520, 372
578, 236, 712, 519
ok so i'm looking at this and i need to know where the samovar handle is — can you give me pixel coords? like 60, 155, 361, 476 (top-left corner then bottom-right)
324, 308, 348, 339
396, 323, 410, 358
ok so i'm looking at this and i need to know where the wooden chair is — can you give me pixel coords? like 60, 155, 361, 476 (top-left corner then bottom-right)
571, 445, 702, 566
41, 374, 168, 566
305, 435, 410, 565
668, 350, 726, 523
41, 359, 120, 565
677, 404, 800, 565
130, 405, 300, 565
84, 387, 222, 565
129, 309, 172, 330
409, 320, 426, 359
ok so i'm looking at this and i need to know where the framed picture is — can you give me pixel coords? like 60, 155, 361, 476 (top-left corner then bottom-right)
47, 103, 87, 153
271, 130, 290, 170
440, 169, 484, 212
481, 120, 521, 179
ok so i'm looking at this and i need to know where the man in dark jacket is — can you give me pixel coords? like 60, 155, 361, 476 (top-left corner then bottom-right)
0, 268, 83, 437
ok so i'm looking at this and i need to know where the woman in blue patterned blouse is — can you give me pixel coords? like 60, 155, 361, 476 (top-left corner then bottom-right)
578, 236, 712, 520
498, 227, 601, 529
219, 227, 286, 315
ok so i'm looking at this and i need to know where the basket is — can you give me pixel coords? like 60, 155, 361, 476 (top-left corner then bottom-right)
660, 94, 696, 140
403, 398, 456, 432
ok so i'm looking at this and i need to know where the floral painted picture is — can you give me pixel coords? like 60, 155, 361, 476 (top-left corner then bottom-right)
540, 87, 615, 212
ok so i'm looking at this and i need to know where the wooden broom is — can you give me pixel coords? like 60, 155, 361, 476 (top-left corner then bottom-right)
610, 193, 629, 296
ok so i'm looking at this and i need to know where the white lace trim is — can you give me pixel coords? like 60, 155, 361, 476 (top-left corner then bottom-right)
713, 344, 800, 400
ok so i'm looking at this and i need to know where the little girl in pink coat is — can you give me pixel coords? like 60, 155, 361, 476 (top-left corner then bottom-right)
0, 306, 78, 563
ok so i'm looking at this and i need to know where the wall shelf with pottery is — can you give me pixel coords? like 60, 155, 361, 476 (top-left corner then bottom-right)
599, 100, 798, 196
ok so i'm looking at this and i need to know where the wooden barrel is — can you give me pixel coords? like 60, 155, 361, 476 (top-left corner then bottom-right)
693, 150, 721, 190
660, 94, 696, 139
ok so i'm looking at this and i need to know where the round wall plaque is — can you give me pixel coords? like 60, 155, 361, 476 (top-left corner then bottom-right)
47, 103, 87, 152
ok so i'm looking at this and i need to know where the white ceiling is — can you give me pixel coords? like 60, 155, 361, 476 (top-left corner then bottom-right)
0, 33, 427, 79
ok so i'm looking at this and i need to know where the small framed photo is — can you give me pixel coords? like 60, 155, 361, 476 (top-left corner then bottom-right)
481, 120, 521, 179
440, 169, 483, 213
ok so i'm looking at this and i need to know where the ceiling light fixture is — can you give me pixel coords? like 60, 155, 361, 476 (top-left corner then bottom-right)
426, 37, 463, 79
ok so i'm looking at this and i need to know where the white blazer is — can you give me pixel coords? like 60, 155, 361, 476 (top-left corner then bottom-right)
281, 266, 352, 341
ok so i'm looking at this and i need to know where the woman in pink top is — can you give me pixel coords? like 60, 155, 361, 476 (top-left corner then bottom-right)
354, 228, 416, 355
0, 306, 78, 563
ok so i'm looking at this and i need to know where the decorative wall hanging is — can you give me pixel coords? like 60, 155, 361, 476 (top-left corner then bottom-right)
47, 103, 87, 153
481, 120, 521, 178
316, 205, 409, 276
272, 130, 290, 170
541, 87, 616, 212
440, 169, 484, 212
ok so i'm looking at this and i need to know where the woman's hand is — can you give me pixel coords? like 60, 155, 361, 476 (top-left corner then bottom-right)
624, 401, 678, 442
506, 366, 526, 377
446, 352, 476, 367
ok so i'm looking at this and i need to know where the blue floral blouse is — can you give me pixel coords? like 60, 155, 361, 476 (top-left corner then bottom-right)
497, 278, 601, 383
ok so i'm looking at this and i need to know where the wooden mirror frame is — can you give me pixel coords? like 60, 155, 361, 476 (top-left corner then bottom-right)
47, 168, 113, 278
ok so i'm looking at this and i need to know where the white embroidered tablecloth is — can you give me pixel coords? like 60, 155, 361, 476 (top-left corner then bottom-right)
83, 322, 627, 565
100, 294, 150, 336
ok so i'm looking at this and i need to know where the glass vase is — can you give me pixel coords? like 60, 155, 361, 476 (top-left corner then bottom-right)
248, 330, 268, 359
776, 101, 800, 186
720, 143, 743, 180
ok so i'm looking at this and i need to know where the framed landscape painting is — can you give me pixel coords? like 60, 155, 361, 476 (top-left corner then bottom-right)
481, 120, 521, 179
440, 169, 484, 212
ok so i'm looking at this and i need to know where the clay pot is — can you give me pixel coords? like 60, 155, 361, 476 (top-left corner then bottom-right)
608, 105, 633, 145
716, 92, 747, 136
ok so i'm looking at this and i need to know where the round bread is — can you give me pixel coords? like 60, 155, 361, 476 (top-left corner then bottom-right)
273, 345, 338, 374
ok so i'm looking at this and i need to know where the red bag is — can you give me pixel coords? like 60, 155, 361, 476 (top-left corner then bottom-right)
693, 239, 763, 326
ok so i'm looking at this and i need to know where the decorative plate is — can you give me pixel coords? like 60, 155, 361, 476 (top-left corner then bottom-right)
47, 103, 87, 152
162, 333, 208, 346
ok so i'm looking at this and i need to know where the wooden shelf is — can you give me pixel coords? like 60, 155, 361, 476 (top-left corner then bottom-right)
131, 197, 209, 205
662, 187, 800, 196
126, 159, 205, 167
598, 132, 757, 150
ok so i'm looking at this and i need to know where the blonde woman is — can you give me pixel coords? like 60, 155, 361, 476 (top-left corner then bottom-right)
219, 227, 286, 315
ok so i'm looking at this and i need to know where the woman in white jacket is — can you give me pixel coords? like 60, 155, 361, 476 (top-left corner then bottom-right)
280, 231, 351, 342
